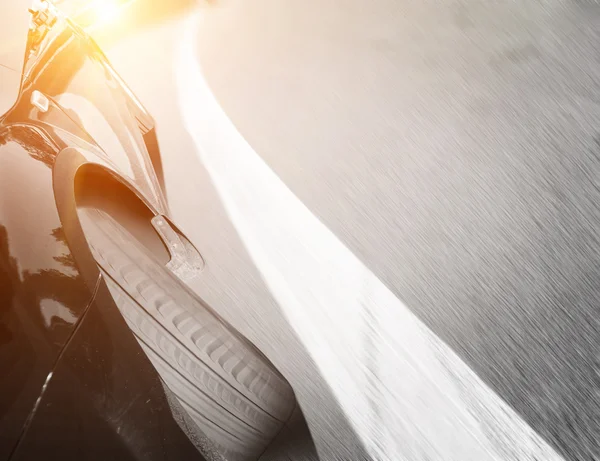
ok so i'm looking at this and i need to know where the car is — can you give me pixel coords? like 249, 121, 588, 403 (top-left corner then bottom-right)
0, 2, 296, 460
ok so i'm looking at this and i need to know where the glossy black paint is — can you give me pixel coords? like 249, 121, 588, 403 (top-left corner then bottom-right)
0, 9, 206, 461
10, 283, 205, 461
0, 125, 92, 460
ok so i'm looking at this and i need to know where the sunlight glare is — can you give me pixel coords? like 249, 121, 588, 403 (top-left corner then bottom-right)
92, 0, 120, 24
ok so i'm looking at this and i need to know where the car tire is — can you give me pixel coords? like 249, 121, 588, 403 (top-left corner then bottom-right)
78, 207, 296, 461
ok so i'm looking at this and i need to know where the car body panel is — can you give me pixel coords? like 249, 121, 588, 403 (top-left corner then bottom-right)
0, 124, 95, 460
9, 282, 206, 461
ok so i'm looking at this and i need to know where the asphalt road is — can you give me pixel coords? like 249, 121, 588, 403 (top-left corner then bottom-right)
102, 1, 600, 460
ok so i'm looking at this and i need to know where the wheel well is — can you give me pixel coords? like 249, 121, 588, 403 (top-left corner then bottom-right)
74, 164, 170, 266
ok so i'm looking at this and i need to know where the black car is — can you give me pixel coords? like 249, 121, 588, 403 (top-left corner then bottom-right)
0, 2, 296, 460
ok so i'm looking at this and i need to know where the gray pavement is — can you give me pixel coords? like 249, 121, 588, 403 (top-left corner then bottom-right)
102, 1, 600, 460
192, 1, 600, 460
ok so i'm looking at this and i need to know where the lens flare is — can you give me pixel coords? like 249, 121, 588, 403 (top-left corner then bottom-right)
91, 0, 120, 24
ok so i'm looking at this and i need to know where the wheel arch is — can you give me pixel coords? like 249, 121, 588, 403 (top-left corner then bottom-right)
53, 147, 168, 292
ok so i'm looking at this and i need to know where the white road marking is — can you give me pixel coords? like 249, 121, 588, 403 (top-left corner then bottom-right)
175, 12, 565, 461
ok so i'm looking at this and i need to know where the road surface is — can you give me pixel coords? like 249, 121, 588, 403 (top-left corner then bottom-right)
101, 1, 600, 460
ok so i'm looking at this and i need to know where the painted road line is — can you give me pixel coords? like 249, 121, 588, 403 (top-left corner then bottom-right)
175, 12, 564, 461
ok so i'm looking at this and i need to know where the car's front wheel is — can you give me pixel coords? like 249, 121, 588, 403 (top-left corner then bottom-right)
76, 172, 296, 461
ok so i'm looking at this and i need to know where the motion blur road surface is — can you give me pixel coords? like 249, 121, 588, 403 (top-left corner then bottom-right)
99, 1, 600, 460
